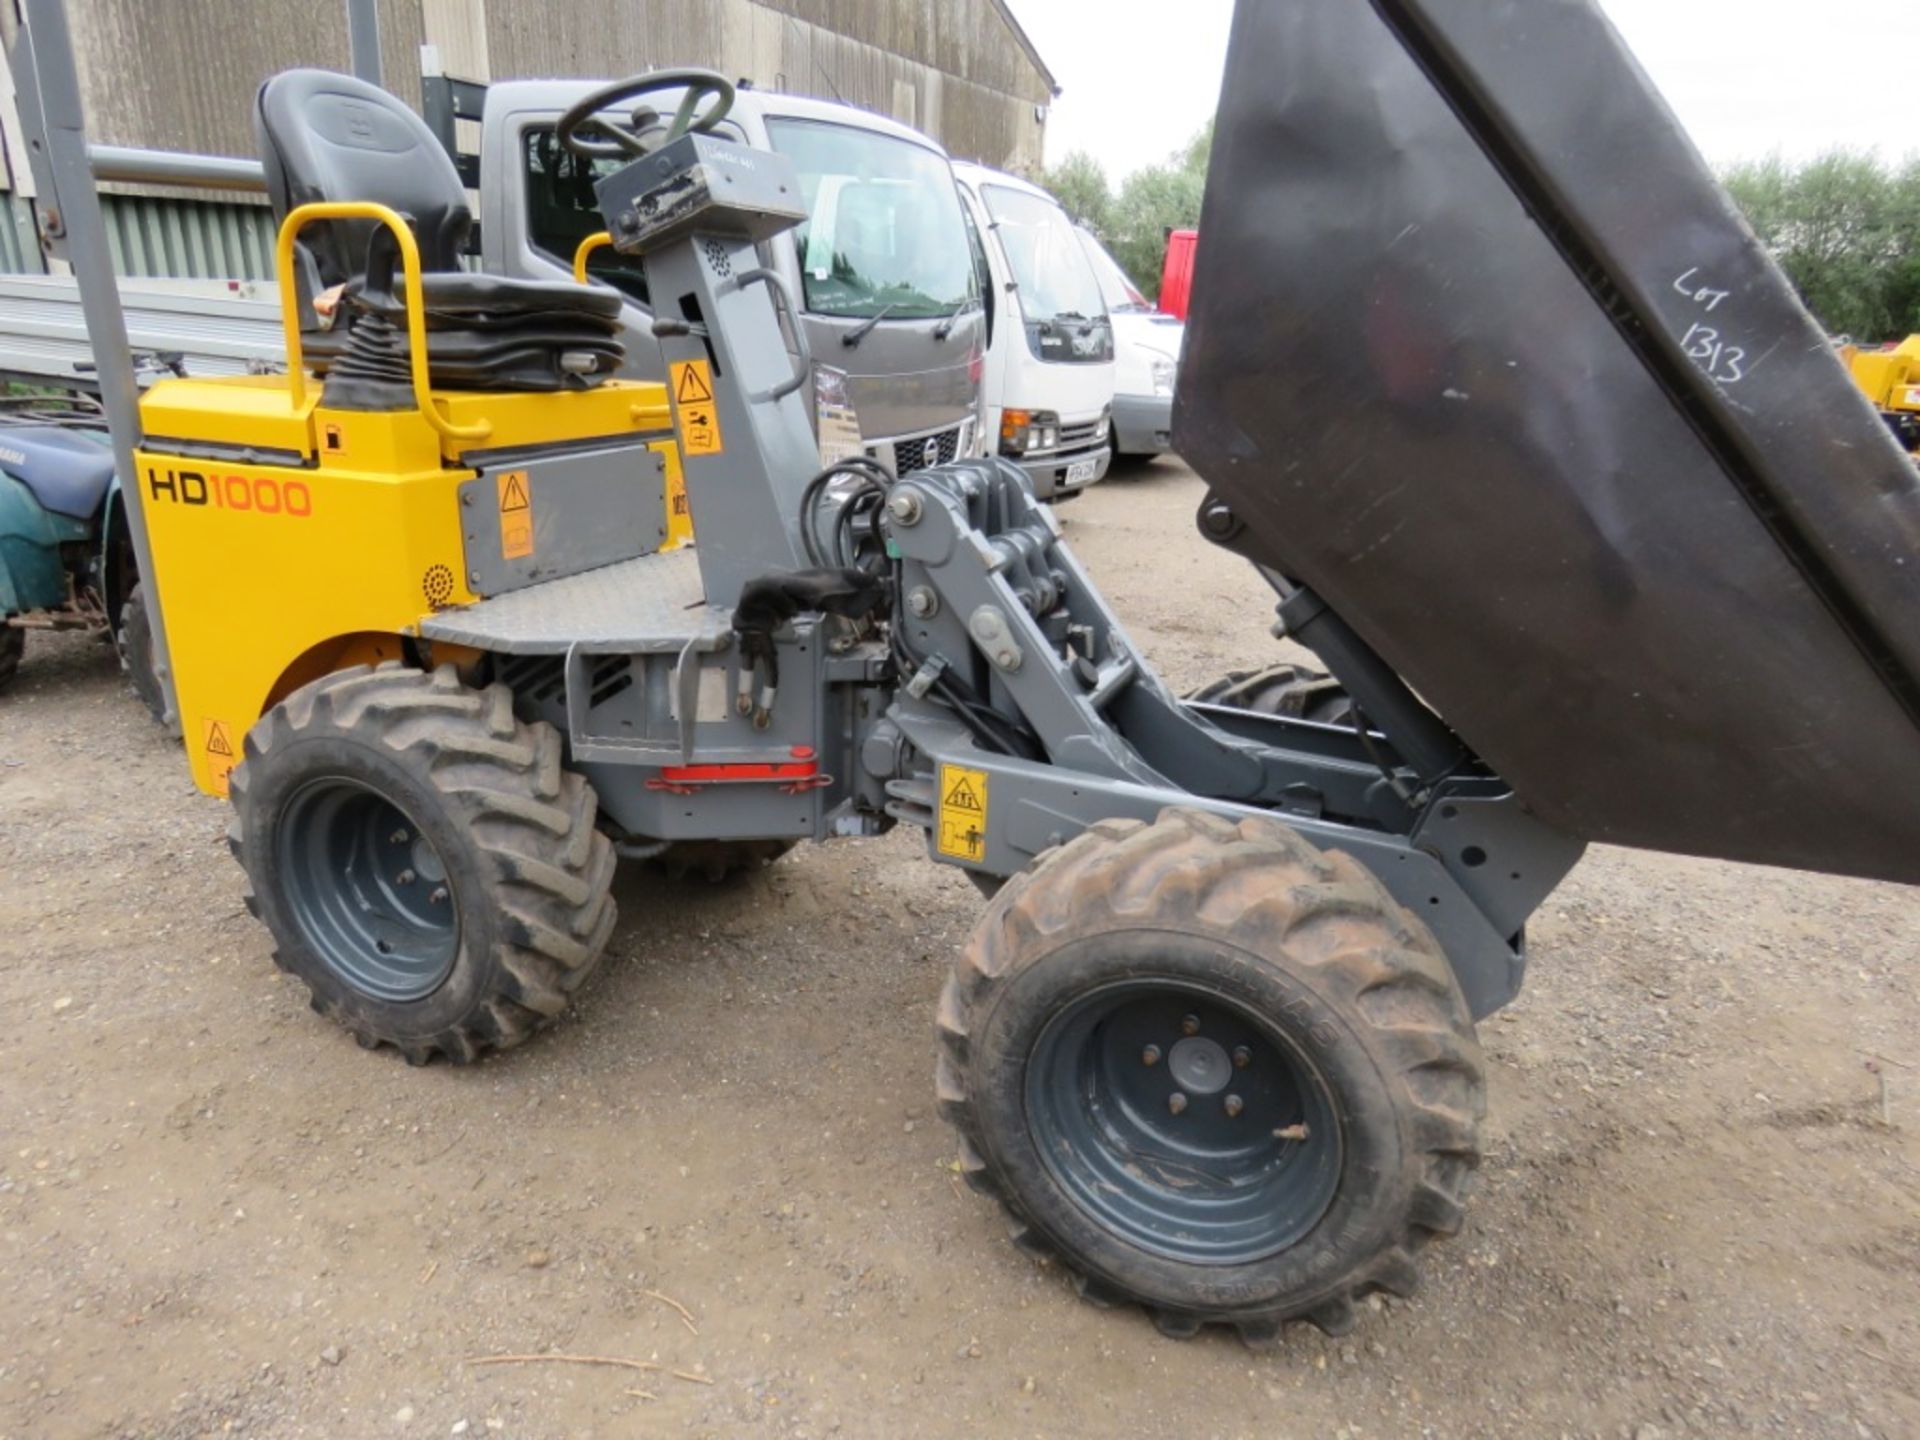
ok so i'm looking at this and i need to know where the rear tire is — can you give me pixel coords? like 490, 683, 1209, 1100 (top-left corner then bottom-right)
1189, 662, 1355, 726
228, 662, 617, 1064
116, 584, 172, 730
655, 838, 794, 883
936, 807, 1482, 1343
0, 624, 21, 693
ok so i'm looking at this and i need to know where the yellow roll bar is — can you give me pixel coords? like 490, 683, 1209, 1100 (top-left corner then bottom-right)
572, 230, 614, 285
274, 201, 490, 444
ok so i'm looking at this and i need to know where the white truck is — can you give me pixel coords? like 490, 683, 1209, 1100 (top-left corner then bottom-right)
478, 80, 984, 475
951, 162, 1114, 502
1077, 224, 1183, 462
0, 73, 986, 478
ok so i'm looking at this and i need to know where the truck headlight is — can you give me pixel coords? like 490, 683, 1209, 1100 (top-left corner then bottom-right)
1149, 354, 1177, 398
999, 408, 1062, 458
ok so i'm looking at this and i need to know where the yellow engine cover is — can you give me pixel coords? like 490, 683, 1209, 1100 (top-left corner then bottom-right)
1844, 334, 1920, 412
135, 374, 677, 796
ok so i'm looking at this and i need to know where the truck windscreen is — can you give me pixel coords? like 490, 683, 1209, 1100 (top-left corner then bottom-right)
765, 118, 976, 321
1076, 228, 1151, 314
983, 185, 1106, 325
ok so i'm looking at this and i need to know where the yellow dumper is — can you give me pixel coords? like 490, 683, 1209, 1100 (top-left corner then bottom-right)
1841, 334, 1920, 449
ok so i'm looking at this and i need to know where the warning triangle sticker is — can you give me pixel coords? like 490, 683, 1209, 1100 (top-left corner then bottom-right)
944, 774, 983, 812
205, 720, 234, 758
675, 363, 714, 405
500, 474, 530, 512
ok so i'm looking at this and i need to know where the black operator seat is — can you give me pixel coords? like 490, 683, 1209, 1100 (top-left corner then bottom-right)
255, 68, 625, 398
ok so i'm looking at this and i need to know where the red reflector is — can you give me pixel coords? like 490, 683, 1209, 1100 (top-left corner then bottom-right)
660, 761, 818, 783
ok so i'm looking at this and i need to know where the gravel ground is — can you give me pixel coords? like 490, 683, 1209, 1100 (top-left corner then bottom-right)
1, 456, 1916, 1440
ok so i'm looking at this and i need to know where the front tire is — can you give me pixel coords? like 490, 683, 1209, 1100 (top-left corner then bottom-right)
0, 624, 21, 693
937, 807, 1482, 1343
228, 662, 616, 1063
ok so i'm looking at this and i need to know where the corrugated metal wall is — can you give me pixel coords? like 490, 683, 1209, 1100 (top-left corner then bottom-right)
0, 190, 277, 280
0, 0, 1052, 281
100, 196, 277, 281
0, 0, 428, 164
475, 0, 1050, 169
0, 194, 41, 273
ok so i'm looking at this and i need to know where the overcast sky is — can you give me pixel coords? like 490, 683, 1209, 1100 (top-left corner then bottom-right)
1012, 0, 1920, 181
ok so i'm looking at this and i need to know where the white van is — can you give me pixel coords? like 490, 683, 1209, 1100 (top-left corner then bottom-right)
1076, 226, 1184, 461
952, 163, 1115, 502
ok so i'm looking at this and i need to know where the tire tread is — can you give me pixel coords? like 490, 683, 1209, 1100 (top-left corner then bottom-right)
936, 805, 1484, 1343
228, 661, 615, 1063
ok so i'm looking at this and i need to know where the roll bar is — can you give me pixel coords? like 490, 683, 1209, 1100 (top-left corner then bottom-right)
572, 230, 614, 284
275, 202, 491, 443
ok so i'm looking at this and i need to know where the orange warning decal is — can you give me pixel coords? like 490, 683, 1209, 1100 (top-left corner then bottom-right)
203, 718, 238, 795
669, 359, 724, 455
936, 763, 988, 862
497, 469, 533, 560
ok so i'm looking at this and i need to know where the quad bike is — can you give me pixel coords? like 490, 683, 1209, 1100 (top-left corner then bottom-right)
0, 362, 178, 718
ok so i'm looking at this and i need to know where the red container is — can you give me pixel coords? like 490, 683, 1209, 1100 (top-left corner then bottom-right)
1158, 228, 1198, 319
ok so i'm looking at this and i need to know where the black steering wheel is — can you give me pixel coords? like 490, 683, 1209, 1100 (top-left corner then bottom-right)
555, 69, 736, 160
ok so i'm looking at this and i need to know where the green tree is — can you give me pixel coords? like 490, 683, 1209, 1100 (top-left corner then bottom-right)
1178, 119, 1214, 176
1100, 121, 1213, 301
1721, 149, 1920, 340
1108, 164, 1205, 300
1031, 123, 1216, 303
1041, 150, 1113, 234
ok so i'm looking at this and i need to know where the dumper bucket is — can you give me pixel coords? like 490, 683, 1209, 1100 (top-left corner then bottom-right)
1175, 0, 1920, 884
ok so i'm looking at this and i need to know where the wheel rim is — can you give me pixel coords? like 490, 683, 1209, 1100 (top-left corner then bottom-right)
276, 778, 458, 1002
1025, 977, 1342, 1265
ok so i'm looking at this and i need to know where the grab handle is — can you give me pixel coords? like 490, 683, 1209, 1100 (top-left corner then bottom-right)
729, 266, 812, 403
572, 230, 613, 284
274, 201, 490, 444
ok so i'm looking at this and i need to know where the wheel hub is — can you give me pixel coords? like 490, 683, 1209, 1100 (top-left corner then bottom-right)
1024, 978, 1342, 1266
1167, 1035, 1232, 1094
409, 832, 448, 885
276, 778, 459, 1003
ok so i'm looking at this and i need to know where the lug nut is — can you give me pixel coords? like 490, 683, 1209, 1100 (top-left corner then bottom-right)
1180, 1014, 1201, 1036
1232, 1046, 1252, 1069
428, 887, 448, 905
1224, 1094, 1244, 1118
1141, 1044, 1162, 1066
1168, 1092, 1188, 1115
395, 869, 416, 886
390, 828, 409, 844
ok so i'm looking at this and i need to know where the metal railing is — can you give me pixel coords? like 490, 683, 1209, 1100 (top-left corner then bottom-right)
87, 145, 266, 192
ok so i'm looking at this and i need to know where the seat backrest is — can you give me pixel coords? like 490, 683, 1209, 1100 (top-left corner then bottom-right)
255, 69, 470, 301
